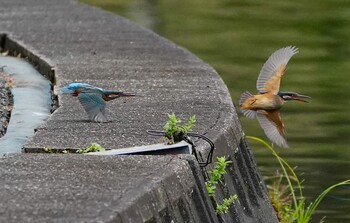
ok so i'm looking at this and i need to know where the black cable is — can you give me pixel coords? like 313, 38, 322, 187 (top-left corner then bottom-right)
146, 130, 215, 167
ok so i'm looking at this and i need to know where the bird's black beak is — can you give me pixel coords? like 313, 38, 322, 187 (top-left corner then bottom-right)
105, 92, 136, 100
120, 92, 136, 97
292, 94, 311, 103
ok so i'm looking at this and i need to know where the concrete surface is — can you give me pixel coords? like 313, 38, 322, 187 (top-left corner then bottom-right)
0, 154, 218, 223
0, 0, 278, 222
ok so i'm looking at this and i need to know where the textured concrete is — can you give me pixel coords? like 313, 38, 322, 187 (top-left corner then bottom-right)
0, 0, 278, 222
0, 154, 218, 223
1, 0, 229, 151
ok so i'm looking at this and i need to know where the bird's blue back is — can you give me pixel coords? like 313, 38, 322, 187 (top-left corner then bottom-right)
62, 83, 103, 94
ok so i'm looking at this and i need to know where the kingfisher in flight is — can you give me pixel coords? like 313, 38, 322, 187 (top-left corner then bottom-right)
240, 46, 310, 148
62, 83, 135, 123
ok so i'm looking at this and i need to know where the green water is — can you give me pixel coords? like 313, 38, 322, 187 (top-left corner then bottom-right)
81, 0, 350, 222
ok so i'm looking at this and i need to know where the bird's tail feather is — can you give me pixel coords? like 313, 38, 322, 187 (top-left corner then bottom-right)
239, 91, 252, 105
91, 112, 108, 123
239, 91, 257, 119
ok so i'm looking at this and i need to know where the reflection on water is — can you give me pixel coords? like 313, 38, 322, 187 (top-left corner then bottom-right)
81, 0, 350, 222
0, 55, 51, 153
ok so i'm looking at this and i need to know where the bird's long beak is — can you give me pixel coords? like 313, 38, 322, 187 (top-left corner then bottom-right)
120, 92, 136, 97
292, 94, 311, 103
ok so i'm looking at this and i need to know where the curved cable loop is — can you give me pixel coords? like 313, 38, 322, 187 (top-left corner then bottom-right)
146, 130, 215, 167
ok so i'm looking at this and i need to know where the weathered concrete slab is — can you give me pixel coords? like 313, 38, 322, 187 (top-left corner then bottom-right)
0, 0, 278, 222
0, 0, 229, 151
0, 154, 218, 223
1, 1, 232, 152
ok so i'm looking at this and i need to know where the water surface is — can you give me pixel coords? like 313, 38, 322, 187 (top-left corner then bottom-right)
81, 1, 350, 222
0, 55, 51, 153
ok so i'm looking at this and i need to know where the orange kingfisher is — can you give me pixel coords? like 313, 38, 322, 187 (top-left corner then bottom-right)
62, 83, 135, 123
239, 46, 310, 148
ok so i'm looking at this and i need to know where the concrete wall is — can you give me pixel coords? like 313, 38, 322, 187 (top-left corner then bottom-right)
0, 0, 278, 222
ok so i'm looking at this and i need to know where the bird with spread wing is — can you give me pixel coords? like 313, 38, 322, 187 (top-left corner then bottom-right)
240, 46, 310, 148
62, 83, 135, 123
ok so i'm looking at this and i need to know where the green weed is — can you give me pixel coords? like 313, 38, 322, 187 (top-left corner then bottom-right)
163, 113, 196, 144
205, 156, 237, 214
162, 114, 237, 214
77, 143, 106, 154
43, 147, 53, 153
247, 136, 350, 223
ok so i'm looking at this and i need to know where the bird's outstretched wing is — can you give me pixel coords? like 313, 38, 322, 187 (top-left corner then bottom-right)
256, 46, 298, 94
256, 110, 288, 148
78, 91, 107, 123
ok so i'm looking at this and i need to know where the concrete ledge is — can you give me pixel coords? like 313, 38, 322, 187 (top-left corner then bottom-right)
0, 0, 278, 222
0, 154, 218, 222
1, 35, 56, 84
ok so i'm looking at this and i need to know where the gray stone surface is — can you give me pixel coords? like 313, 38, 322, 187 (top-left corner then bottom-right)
1, 0, 230, 151
0, 154, 217, 223
0, 0, 278, 222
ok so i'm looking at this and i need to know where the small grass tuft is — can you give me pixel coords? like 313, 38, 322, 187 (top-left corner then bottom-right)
77, 143, 106, 154
247, 136, 350, 223
43, 147, 54, 153
205, 156, 237, 214
216, 195, 238, 214
163, 113, 196, 144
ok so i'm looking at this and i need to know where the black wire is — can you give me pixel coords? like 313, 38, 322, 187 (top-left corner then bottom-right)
146, 130, 167, 137
187, 132, 215, 165
146, 130, 215, 167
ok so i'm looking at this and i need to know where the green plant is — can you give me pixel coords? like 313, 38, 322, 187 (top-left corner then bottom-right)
77, 143, 106, 154
163, 113, 196, 144
216, 195, 238, 214
266, 171, 295, 222
205, 156, 238, 214
247, 136, 350, 223
43, 147, 53, 153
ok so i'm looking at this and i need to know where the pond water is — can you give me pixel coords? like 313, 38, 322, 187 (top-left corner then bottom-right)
81, 1, 350, 222
0, 55, 51, 153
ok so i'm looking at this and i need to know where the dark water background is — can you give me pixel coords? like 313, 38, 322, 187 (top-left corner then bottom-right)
81, 1, 350, 222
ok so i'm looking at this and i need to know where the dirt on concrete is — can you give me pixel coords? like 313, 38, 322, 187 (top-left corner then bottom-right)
0, 68, 13, 137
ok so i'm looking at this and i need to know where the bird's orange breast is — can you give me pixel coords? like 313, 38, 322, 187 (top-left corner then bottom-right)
241, 94, 283, 111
